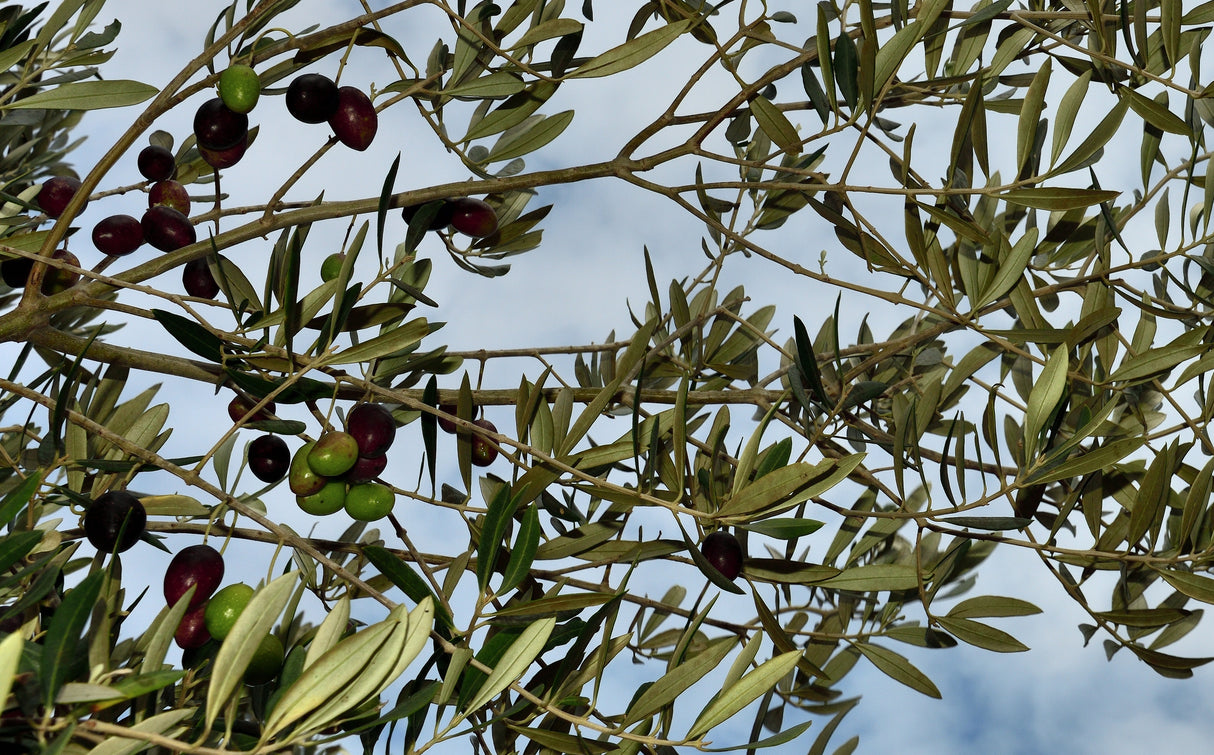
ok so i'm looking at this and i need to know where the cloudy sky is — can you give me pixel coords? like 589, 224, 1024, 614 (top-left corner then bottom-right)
6, 1, 1214, 753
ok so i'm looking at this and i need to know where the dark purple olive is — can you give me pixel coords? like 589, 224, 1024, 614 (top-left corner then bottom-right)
345, 403, 395, 458
193, 97, 248, 151
142, 206, 195, 252
228, 394, 275, 423
199, 134, 248, 169
174, 604, 212, 649
470, 418, 498, 467
149, 180, 190, 215
448, 197, 498, 238
164, 544, 225, 609
701, 531, 743, 581
402, 201, 455, 231
286, 73, 339, 123
436, 403, 459, 434
345, 453, 387, 484
137, 145, 176, 182
37, 176, 85, 219
248, 434, 290, 483
328, 86, 377, 151
182, 258, 219, 299
93, 214, 143, 257
84, 490, 146, 553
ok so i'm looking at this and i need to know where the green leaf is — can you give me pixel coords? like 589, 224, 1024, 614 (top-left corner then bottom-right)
1119, 87, 1189, 135
715, 455, 863, 522
206, 572, 298, 730
999, 188, 1120, 210
0, 470, 42, 524
686, 650, 801, 740
935, 616, 1028, 652
703, 719, 816, 752
1105, 341, 1207, 384
854, 642, 941, 697
737, 518, 825, 539
363, 545, 452, 628
499, 503, 540, 594
42, 570, 105, 706
1025, 437, 1146, 485
377, 153, 400, 258
461, 617, 555, 714
750, 96, 799, 155
947, 595, 1042, 619
442, 71, 526, 97
320, 318, 428, 365
151, 309, 225, 363
491, 591, 615, 620
625, 636, 735, 723
818, 563, 920, 592
0, 632, 23, 720
872, 0, 948, 94
86, 709, 195, 755
1153, 569, 1214, 604
4, 80, 158, 110
261, 619, 398, 741
487, 110, 574, 163
1023, 344, 1068, 460
0, 531, 41, 573
512, 18, 584, 48
567, 20, 691, 78
477, 484, 516, 591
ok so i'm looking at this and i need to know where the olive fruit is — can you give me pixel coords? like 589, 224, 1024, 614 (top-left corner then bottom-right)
218, 64, 260, 114
0, 252, 77, 293
0, 258, 30, 288
328, 86, 377, 151
199, 135, 248, 170
289, 441, 326, 496
175, 605, 211, 649
228, 394, 274, 423
38, 249, 81, 294
402, 201, 454, 231
164, 543, 225, 609
193, 97, 248, 151
345, 403, 395, 458
308, 431, 360, 477
148, 179, 190, 215
344, 453, 387, 484
84, 490, 146, 553
436, 403, 459, 434
320, 252, 345, 282
203, 582, 254, 641
701, 531, 743, 581
344, 482, 394, 521
142, 206, 196, 252
37, 176, 85, 219
137, 145, 175, 182
93, 214, 143, 257
286, 73, 339, 124
248, 434, 290, 483
244, 633, 284, 685
448, 197, 498, 238
296, 478, 347, 516
470, 418, 499, 467
182, 258, 219, 299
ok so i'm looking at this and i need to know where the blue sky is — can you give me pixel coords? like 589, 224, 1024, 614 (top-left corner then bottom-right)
7, 2, 1214, 753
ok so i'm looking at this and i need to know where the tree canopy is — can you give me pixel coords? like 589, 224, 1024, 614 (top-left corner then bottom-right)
1, 0, 1213, 752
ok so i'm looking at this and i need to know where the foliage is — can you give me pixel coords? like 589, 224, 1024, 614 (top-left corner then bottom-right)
1, 0, 1213, 752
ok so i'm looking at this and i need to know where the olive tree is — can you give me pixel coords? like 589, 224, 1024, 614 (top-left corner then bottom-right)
2, 0, 1213, 752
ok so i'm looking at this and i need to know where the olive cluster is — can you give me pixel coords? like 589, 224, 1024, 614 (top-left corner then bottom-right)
437, 403, 500, 467
289, 403, 398, 521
